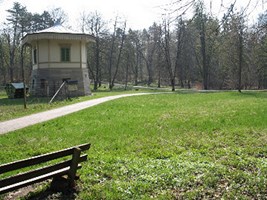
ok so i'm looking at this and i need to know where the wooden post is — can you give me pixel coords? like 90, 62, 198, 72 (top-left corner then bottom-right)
68, 147, 81, 187
21, 44, 27, 109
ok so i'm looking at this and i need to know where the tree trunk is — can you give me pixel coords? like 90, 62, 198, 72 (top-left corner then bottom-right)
238, 27, 243, 93
93, 81, 98, 91
157, 69, 161, 88
110, 21, 126, 90
95, 37, 100, 90
108, 36, 115, 90
124, 54, 129, 90
171, 78, 175, 91
200, 30, 208, 90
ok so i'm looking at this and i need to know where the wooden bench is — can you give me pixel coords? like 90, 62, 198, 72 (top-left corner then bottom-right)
0, 143, 90, 194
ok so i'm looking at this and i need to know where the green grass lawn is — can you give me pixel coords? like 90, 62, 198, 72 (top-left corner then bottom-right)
0, 86, 154, 122
0, 91, 267, 199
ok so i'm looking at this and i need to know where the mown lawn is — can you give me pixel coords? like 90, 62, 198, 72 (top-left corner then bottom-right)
0, 91, 267, 199
0, 87, 150, 122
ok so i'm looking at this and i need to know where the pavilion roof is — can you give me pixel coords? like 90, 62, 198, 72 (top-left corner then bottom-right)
37, 24, 82, 34
22, 24, 95, 45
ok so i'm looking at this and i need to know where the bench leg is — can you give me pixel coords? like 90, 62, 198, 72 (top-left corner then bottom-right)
68, 147, 81, 187
50, 147, 82, 191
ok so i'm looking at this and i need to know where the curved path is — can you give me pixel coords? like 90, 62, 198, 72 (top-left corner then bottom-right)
0, 93, 157, 135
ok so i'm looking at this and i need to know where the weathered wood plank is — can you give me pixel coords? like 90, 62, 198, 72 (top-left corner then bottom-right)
0, 143, 90, 174
0, 155, 87, 188
0, 167, 70, 194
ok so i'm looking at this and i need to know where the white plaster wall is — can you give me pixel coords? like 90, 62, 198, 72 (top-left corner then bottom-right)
70, 41, 80, 62
48, 40, 77, 62
34, 39, 88, 69
49, 40, 59, 62
38, 40, 48, 63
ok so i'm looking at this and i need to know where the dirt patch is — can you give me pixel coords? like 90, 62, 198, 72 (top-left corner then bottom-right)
3, 182, 47, 200
2, 180, 78, 200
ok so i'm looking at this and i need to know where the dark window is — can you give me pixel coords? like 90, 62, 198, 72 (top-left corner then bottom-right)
40, 79, 46, 89
32, 79, 35, 89
33, 49, 37, 64
61, 47, 70, 62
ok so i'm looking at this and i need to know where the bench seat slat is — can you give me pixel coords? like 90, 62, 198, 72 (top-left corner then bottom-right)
0, 155, 87, 188
0, 167, 70, 194
0, 143, 90, 174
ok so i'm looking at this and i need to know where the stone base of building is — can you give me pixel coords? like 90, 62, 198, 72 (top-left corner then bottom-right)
30, 68, 91, 97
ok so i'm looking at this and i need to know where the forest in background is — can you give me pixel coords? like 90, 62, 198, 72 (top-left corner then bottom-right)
0, 0, 267, 91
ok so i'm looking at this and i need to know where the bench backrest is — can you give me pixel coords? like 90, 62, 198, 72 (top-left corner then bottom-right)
0, 143, 90, 194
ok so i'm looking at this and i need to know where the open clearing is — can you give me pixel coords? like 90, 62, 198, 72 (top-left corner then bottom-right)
0, 93, 153, 134
0, 91, 267, 199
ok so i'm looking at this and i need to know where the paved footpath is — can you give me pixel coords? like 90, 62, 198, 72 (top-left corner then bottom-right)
0, 93, 154, 135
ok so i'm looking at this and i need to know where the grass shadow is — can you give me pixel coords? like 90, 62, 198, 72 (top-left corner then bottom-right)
0, 98, 27, 106
23, 187, 78, 200
231, 90, 267, 99
0, 97, 54, 107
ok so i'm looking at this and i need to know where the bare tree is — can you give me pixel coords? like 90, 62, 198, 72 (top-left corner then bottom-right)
160, 17, 176, 91
237, 14, 245, 92
256, 11, 267, 88
140, 25, 158, 86
83, 11, 107, 90
107, 17, 127, 90
127, 29, 142, 85
194, 1, 209, 90
175, 18, 185, 88
49, 7, 68, 25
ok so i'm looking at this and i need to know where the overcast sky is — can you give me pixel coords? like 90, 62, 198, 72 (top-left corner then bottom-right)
0, 0, 266, 30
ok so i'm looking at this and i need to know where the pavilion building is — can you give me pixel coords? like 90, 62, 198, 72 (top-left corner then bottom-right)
22, 24, 95, 97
